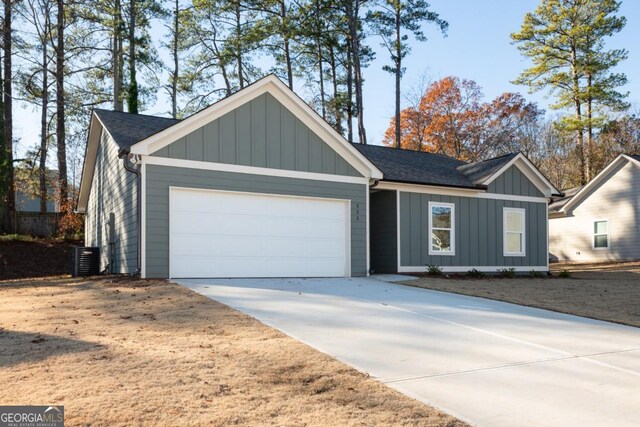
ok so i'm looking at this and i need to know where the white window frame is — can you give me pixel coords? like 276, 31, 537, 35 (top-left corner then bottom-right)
428, 201, 455, 256
503, 207, 526, 257
592, 219, 610, 250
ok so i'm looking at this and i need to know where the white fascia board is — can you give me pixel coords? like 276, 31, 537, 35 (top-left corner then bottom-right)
77, 114, 104, 213
376, 181, 548, 204
143, 156, 370, 185
398, 266, 549, 273
481, 154, 559, 198
129, 75, 382, 180
561, 154, 627, 213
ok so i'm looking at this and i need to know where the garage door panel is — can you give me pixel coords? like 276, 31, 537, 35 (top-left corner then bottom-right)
170, 188, 349, 278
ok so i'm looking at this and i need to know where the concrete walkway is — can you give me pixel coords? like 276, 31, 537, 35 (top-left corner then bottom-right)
176, 276, 640, 427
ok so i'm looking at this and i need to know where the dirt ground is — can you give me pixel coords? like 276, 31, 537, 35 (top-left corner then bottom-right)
0, 237, 81, 280
0, 276, 464, 427
401, 263, 640, 328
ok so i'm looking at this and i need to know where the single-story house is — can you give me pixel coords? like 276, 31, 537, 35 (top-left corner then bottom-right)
549, 154, 640, 262
77, 75, 560, 278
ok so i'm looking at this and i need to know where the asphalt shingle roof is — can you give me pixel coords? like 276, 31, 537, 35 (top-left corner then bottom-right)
353, 144, 520, 189
94, 108, 522, 189
548, 186, 582, 212
456, 153, 519, 185
94, 109, 180, 150
352, 144, 478, 188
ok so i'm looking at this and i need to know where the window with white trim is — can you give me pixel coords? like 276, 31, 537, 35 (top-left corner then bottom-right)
428, 202, 455, 255
503, 208, 526, 256
593, 220, 609, 249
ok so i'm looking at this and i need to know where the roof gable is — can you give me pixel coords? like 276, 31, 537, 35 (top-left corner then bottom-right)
129, 75, 382, 179
151, 92, 363, 177
558, 154, 640, 214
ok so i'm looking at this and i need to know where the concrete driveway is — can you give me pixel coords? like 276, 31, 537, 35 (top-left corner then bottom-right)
177, 276, 640, 427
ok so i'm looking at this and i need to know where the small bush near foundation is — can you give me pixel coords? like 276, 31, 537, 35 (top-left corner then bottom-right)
467, 268, 485, 278
558, 269, 572, 278
426, 265, 443, 276
498, 268, 516, 278
529, 269, 544, 278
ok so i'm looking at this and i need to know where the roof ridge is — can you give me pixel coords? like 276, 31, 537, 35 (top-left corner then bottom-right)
94, 108, 180, 121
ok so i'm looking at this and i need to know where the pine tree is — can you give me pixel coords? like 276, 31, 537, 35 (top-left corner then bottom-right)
511, 0, 627, 184
367, 0, 446, 148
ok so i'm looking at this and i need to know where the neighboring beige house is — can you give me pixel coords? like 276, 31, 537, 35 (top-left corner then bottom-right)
549, 154, 640, 262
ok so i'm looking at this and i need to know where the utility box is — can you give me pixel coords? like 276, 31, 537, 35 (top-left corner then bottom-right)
72, 247, 100, 277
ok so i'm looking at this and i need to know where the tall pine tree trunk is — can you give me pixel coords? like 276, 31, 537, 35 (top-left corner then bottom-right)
328, 45, 343, 135
235, 6, 244, 89
113, 0, 124, 111
347, 0, 366, 144
346, 43, 354, 143
4, 0, 15, 230
56, 0, 68, 204
280, 0, 293, 89
586, 73, 593, 180
40, 34, 49, 214
170, 0, 179, 118
127, 0, 139, 114
571, 47, 588, 184
394, 3, 401, 148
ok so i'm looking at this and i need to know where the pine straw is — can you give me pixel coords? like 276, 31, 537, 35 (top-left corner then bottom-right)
0, 277, 464, 426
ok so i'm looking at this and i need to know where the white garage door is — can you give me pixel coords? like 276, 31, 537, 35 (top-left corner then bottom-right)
169, 188, 350, 278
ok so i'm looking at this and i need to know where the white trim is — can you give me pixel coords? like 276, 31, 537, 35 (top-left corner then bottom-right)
503, 207, 526, 257
141, 160, 147, 279
378, 181, 481, 197
398, 265, 548, 273
396, 190, 401, 273
167, 186, 352, 279
428, 201, 456, 256
481, 153, 559, 198
562, 155, 639, 213
546, 202, 549, 271
129, 75, 382, 180
376, 181, 548, 203
592, 218, 610, 250
365, 186, 370, 276
144, 155, 369, 185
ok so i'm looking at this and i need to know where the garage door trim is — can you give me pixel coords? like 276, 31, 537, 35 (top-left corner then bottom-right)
168, 186, 352, 278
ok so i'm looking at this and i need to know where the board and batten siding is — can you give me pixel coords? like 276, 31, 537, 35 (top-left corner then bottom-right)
145, 164, 367, 278
488, 165, 544, 197
85, 129, 138, 273
549, 159, 640, 261
370, 190, 398, 274
399, 192, 548, 270
151, 92, 362, 178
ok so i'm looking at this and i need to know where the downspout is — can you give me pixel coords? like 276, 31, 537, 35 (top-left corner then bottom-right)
119, 149, 142, 276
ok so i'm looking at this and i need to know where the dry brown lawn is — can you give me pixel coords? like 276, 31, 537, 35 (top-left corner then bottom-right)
0, 276, 464, 427
401, 263, 640, 328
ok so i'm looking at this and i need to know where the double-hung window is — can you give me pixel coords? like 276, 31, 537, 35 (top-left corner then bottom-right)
428, 202, 455, 255
503, 208, 526, 257
593, 220, 609, 250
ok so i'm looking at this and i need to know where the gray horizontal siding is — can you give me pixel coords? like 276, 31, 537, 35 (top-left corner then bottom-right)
85, 129, 138, 274
152, 92, 362, 178
145, 164, 367, 278
488, 165, 543, 197
370, 190, 398, 274
399, 191, 547, 268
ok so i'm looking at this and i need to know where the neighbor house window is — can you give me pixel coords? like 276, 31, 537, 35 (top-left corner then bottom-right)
428, 202, 455, 255
503, 208, 526, 257
593, 220, 609, 249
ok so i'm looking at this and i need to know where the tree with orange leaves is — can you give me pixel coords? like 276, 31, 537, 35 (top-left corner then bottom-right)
382, 76, 542, 161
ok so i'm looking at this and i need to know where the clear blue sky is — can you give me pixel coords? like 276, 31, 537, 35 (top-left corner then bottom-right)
13, 0, 640, 158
